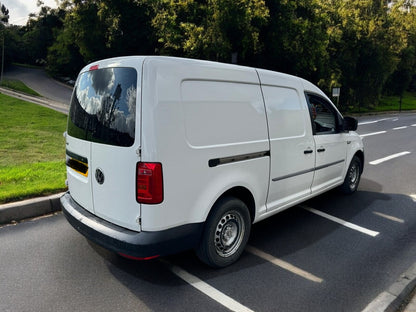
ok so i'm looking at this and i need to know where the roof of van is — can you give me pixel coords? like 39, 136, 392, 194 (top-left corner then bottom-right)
82, 55, 335, 106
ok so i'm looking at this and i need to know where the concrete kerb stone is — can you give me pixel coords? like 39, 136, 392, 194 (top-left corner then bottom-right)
362, 262, 416, 312
0, 192, 65, 225
0, 87, 69, 115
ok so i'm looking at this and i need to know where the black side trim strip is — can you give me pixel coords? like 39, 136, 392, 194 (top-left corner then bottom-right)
209, 151, 270, 168
272, 159, 345, 182
272, 168, 314, 182
315, 159, 345, 171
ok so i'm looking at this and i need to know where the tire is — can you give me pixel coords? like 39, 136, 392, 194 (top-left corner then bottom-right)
196, 196, 251, 268
340, 155, 362, 194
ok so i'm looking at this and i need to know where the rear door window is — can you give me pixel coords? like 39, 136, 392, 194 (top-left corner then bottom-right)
68, 67, 137, 147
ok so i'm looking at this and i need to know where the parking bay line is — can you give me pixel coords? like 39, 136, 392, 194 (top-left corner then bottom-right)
245, 245, 323, 283
301, 206, 379, 237
373, 211, 404, 223
369, 151, 411, 165
393, 126, 408, 130
161, 259, 255, 312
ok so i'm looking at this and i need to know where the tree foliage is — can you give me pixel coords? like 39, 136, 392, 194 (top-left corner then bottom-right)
3, 0, 416, 110
149, 0, 269, 64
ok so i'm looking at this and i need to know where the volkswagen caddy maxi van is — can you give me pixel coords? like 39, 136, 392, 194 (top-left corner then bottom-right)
60, 56, 364, 268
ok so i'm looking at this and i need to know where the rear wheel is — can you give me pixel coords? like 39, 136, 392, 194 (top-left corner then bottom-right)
340, 155, 362, 194
196, 196, 251, 268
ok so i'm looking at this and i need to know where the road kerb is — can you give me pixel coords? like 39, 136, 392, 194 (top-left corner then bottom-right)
0, 87, 69, 115
362, 262, 416, 312
0, 192, 65, 225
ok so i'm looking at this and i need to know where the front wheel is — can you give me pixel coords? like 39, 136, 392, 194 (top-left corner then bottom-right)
196, 197, 251, 268
340, 155, 362, 194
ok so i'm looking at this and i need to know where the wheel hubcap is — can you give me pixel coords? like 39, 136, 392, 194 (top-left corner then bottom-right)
214, 212, 245, 258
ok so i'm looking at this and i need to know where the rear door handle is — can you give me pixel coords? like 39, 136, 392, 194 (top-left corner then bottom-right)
317, 148, 326, 153
304, 149, 313, 154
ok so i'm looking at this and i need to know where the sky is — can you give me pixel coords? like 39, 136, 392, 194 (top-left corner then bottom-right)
2, 0, 59, 26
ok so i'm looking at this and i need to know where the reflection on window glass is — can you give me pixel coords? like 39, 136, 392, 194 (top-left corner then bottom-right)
307, 94, 337, 134
68, 67, 137, 147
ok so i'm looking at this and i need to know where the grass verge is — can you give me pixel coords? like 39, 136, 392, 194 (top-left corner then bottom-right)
0, 94, 67, 203
345, 92, 416, 114
0, 79, 41, 97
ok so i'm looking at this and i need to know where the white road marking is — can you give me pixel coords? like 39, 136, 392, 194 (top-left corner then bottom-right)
393, 118, 399, 121
412, 124, 416, 127
358, 118, 394, 125
301, 206, 379, 237
358, 120, 378, 125
161, 260, 255, 312
369, 151, 411, 165
360, 131, 386, 138
393, 126, 408, 130
373, 211, 404, 223
410, 194, 416, 202
246, 245, 323, 283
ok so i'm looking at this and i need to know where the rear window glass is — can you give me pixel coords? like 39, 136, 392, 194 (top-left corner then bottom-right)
68, 67, 137, 147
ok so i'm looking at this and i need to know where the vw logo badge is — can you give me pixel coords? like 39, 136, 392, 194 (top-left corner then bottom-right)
95, 168, 105, 185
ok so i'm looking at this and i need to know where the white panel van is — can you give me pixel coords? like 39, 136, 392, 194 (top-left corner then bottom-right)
60, 56, 364, 267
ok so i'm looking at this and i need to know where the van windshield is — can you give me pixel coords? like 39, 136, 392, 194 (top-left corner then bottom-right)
68, 67, 137, 147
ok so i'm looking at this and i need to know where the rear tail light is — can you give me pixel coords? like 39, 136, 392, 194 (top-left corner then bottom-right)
136, 162, 163, 204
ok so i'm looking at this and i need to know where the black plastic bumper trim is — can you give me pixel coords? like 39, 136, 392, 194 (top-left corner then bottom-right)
60, 192, 203, 258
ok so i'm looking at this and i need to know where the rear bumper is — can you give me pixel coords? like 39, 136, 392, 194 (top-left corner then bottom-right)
60, 192, 203, 258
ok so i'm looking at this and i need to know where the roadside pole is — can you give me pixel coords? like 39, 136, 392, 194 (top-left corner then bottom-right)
332, 87, 341, 110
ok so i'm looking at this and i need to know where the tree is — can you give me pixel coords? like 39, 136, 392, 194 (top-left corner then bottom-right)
261, 0, 330, 83
0, 3, 8, 23
383, 3, 416, 99
150, 0, 269, 64
47, 0, 155, 77
23, 5, 65, 65
0, 2, 9, 80
321, 0, 407, 110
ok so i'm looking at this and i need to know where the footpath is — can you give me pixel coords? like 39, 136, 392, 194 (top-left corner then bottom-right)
0, 88, 415, 312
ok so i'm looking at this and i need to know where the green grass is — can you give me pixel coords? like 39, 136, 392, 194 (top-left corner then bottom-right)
379, 91, 416, 111
0, 79, 41, 97
346, 92, 416, 114
0, 94, 67, 203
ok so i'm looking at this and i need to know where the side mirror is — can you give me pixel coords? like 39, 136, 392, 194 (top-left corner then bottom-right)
343, 116, 358, 132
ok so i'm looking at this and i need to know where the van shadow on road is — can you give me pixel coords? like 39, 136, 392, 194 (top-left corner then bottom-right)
82, 179, 416, 311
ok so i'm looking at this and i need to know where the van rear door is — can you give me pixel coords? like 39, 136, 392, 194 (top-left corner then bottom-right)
67, 60, 142, 231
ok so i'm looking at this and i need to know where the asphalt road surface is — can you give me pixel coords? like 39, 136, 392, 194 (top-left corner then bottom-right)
0, 113, 415, 312
4, 65, 73, 105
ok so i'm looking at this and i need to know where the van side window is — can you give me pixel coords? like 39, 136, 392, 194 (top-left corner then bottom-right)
306, 94, 338, 135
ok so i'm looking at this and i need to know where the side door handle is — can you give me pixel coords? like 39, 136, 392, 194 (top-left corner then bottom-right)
304, 149, 313, 154
317, 148, 326, 153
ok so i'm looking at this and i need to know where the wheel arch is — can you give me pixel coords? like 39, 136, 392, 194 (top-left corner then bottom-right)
210, 186, 256, 224
354, 150, 365, 173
